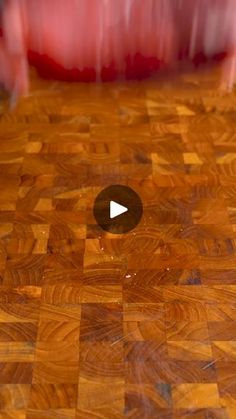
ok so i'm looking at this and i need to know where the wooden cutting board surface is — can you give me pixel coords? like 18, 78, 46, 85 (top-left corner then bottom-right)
0, 67, 235, 418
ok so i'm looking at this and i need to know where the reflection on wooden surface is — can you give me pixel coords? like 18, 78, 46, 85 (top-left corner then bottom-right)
0, 67, 236, 417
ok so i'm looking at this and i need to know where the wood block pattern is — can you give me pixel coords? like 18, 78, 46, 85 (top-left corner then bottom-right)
0, 67, 236, 417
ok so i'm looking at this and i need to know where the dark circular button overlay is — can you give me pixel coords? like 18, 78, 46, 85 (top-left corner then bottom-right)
93, 185, 143, 234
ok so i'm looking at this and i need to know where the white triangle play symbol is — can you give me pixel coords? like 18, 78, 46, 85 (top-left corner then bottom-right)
110, 200, 128, 219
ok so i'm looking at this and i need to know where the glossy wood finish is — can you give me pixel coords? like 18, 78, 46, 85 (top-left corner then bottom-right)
0, 67, 236, 418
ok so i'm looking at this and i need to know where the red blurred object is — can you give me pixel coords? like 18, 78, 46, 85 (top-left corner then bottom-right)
0, 0, 236, 100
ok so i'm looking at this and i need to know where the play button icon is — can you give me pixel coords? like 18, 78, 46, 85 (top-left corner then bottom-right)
93, 185, 143, 234
110, 201, 128, 219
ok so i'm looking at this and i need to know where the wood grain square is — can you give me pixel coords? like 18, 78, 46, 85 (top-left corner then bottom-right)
123, 303, 165, 322
0, 303, 40, 323
83, 268, 121, 286
79, 360, 124, 382
38, 304, 80, 324
208, 321, 236, 340
0, 342, 35, 363
212, 341, 236, 362
166, 321, 209, 341
0, 384, 30, 409
167, 341, 213, 361
37, 321, 80, 342
165, 302, 207, 322
125, 383, 172, 417
80, 285, 122, 303
81, 303, 122, 322
216, 362, 236, 396
28, 384, 77, 409
0, 323, 37, 342
0, 410, 27, 418
3, 255, 46, 286
0, 363, 33, 384
80, 341, 123, 364
201, 269, 236, 285
42, 269, 83, 286
123, 321, 166, 342
124, 286, 164, 304
125, 359, 217, 385
77, 377, 124, 415
80, 319, 122, 342
41, 285, 82, 305
35, 342, 79, 363
124, 341, 167, 364
172, 384, 220, 408
32, 362, 79, 384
